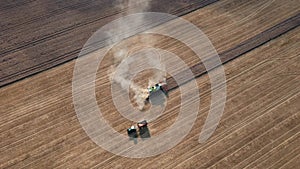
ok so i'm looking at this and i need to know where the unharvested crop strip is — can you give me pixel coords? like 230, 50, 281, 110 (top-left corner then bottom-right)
166, 13, 300, 91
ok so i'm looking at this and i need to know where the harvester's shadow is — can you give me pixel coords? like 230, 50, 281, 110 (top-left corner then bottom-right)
148, 90, 166, 107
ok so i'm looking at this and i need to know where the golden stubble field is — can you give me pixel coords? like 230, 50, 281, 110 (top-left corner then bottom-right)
0, 0, 299, 168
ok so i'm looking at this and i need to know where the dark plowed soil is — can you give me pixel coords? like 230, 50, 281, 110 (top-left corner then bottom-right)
0, 0, 218, 87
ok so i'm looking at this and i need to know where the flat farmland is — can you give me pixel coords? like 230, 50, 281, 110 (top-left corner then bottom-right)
0, 0, 299, 168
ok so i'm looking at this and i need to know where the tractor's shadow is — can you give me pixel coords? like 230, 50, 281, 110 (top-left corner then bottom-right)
139, 126, 151, 140
128, 127, 151, 144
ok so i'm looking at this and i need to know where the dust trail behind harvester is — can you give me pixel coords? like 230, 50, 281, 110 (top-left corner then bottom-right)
107, 0, 166, 110
109, 47, 166, 110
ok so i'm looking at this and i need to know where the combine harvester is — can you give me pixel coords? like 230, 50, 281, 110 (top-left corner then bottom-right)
145, 81, 168, 102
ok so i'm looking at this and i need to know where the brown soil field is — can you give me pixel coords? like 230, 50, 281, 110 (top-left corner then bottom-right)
0, 0, 299, 168
0, 0, 217, 87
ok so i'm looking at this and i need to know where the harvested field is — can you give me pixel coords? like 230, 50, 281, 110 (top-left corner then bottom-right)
0, 0, 299, 168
